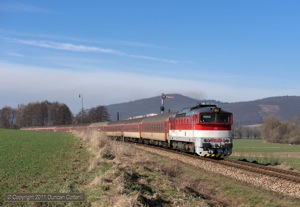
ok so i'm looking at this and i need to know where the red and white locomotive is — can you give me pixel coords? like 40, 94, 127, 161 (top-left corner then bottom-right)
168, 104, 233, 157
24, 104, 233, 157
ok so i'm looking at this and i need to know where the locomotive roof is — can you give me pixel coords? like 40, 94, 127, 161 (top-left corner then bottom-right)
171, 104, 231, 118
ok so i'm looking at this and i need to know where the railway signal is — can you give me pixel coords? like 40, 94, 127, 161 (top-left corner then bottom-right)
160, 93, 174, 114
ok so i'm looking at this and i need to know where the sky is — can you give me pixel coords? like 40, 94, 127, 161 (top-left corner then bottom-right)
1, 1, 300, 114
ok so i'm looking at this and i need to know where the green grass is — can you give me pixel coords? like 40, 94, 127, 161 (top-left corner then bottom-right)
0, 129, 91, 206
232, 139, 300, 152
231, 139, 300, 169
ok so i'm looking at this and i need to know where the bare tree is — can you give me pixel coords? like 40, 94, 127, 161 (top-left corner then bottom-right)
74, 105, 110, 124
0, 106, 15, 128
233, 126, 243, 139
261, 116, 300, 144
242, 127, 252, 139
46, 102, 73, 126
13, 101, 73, 127
252, 127, 261, 139
88, 105, 110, 123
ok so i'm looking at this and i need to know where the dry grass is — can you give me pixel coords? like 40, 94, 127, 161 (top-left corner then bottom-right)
73, 130, 207, 206
72, 130, 103, 151
73, 131, 142, 206
72, 130, 108, 172
111, 194, 139, 207
72, 131, 300, 207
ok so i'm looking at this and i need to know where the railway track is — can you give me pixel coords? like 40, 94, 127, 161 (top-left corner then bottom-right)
131, 142, 300, 184
129, 142, 300, 198
220, 158, 300, 183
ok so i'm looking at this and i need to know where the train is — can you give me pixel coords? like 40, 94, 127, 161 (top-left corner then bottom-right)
23, 103, 233, 158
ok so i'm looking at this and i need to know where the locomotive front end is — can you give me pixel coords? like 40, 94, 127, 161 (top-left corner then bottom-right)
195, 106, 233, 157
201, 138, 233, 157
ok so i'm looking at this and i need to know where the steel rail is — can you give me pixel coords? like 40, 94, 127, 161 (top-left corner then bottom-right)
128, 141, 300, 184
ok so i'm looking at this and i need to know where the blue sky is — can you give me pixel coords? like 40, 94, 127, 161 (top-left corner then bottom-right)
1, 1, 300, 114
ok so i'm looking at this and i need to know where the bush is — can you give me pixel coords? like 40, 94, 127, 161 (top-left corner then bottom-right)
261, 116, 300, 144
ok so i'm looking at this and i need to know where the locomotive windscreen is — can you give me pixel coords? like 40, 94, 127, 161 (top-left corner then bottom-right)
200, 113, 231, 124
200, 114, 215, 123
217, 114, 231, 123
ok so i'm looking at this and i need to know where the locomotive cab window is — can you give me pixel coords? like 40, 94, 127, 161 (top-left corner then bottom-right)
217, 114, 231, 123
200, 114, 215, 123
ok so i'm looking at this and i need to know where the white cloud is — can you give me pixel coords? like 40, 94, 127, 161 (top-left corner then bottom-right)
13, 39, 123, 54
0, 29, 168, 49
5, 37, 178, 64
129, 54, 177, 64
110, 40, 167, 49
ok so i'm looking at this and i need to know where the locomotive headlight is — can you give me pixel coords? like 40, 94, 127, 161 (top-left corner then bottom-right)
212, 107, 220, 113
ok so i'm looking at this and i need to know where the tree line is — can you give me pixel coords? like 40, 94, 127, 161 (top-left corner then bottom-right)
232, 125, 261, 139
233, 116, 300, 144
0, 101, 110, 129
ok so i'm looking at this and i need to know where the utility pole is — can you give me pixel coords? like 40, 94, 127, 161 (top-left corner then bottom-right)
79, 94, 83, 124
160, 93, 174, 114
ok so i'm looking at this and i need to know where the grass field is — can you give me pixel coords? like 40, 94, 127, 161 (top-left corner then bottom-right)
231, 139, 300, 170
1, 130, 299, 206
0, 129, 91, 207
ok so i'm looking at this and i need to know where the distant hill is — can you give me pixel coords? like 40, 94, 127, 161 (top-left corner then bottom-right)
106, 94, 300, 125
219, 96, 300, 125
106, 94, 203, 120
